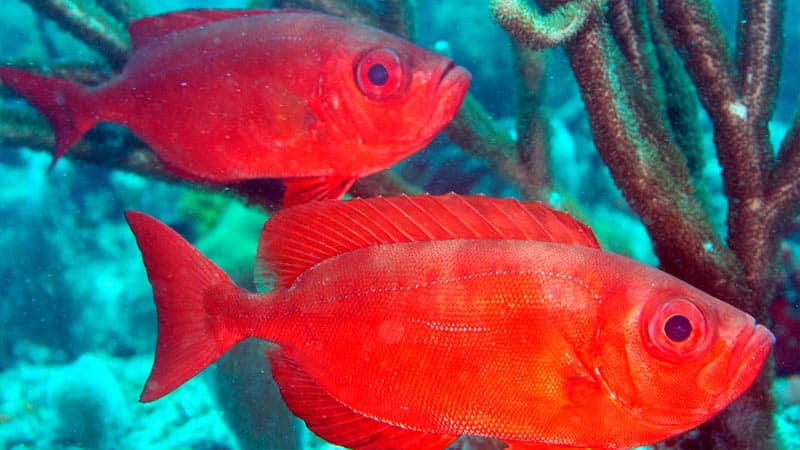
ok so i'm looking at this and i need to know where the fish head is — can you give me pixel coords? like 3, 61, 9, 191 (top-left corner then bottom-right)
592, 264, 773, 435
315, 26, 471, 170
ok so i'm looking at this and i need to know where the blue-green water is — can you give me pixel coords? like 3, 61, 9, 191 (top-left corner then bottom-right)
1, 1, 799, 449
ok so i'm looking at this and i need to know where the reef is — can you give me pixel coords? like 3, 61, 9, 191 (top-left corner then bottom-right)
1, 0, 799, 449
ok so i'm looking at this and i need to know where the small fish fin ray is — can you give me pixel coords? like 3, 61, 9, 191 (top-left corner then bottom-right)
268, 349, 458, 450
128, 9, 309, 49
257, 193, 599, 289
125, 211, 249, 402
0, 67, 96, 170
281, 176, 356, 208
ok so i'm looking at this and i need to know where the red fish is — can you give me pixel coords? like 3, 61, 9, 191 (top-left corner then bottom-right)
126, 194, 773, 449
0, 10, 470, 206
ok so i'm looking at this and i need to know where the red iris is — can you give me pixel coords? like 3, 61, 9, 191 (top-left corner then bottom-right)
355, 47, 404, 100
643, 298, 709, 362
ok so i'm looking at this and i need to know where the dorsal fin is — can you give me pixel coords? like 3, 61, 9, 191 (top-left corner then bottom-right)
256, 194, 600, 290
128, 9, 308, 50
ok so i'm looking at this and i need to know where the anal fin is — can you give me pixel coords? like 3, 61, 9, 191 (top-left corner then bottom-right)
282, 176, 356, 206
268, 349, 458, 450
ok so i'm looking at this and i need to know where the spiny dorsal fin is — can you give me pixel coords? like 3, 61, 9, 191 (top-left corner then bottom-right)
257, 194, 600, 290
128, 9, 308, 50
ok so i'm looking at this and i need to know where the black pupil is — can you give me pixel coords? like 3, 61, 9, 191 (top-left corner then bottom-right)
664, 315, 692, 342
367, 64, 389, 86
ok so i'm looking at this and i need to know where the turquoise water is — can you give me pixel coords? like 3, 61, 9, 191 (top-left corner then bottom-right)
1, 1, 799, 449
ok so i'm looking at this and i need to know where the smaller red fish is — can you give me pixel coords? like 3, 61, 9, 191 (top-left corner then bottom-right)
126, 194, 773, 449
0, 9, 470, 206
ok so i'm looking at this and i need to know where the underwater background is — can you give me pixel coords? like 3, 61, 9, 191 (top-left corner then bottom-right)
1, 0, 799, 449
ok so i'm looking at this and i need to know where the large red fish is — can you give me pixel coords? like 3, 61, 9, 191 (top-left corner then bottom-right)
126, 194, 773, 449
0, 10, 470, 206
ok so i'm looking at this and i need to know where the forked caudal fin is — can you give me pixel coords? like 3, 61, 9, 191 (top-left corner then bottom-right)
0, 67, 98, 169
125, 211, 252, 402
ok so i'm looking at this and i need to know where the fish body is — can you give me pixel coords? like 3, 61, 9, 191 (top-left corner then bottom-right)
0, 10, 470, 205
126, 194, 773, 449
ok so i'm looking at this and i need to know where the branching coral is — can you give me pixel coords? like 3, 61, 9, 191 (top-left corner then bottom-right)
18, 0, 132, 67
493, 0, 799, 448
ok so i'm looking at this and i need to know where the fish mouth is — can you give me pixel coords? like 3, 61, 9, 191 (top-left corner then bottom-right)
426, 62, 471, 130
727, 321, 774, 380
717, 319, 774, 407
437, 62, 471, 103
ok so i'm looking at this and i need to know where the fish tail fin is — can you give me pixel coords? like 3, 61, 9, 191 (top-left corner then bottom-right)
0, 67, 98, 169
126, 211, 255, 402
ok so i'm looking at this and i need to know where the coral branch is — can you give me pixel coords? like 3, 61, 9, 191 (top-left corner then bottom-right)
769, 114, 800, 225
375, 0, 416, 40
95, 0, 146, 24
511, 42, 550, 196
605, 0, 656, 90
36, 17, 58, 59
658, 0, 738, 127
271, 0, 415, 38
491, 0, 606, 50
1, 106, 53, 150
659, 0, 774, 275
645, 1, 704, 180
736, 0, 784, 131
564, 9, 740, 296
19, 0, 130, 68
658, 0, 790, 310
446, 95, 546, 199
350, 171, 420, 197
1, 60, 112, 90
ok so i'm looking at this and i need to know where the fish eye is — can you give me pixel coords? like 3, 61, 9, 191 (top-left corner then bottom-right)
355, 47, 404, 100
643, 298, 709, 362
664, 314, 692, 342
